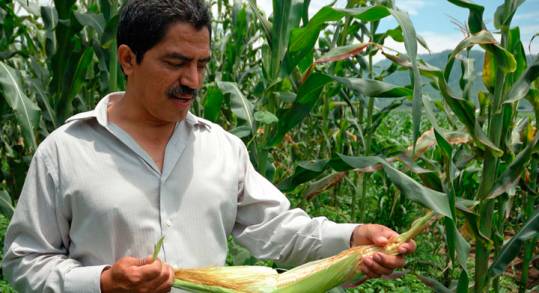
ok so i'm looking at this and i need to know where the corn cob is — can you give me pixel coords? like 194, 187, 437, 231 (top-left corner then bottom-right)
171, 211, 435, 293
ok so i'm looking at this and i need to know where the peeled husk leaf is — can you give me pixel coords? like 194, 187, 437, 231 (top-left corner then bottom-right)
172, 212, 435, 293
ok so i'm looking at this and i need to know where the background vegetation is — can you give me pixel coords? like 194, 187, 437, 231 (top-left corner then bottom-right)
1, 0, 538, 292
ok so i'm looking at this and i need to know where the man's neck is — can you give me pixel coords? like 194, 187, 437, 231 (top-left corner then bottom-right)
107, 93, 177, 171
108, 92, 176, 141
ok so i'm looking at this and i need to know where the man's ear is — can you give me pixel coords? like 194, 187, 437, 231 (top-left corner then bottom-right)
118, 44, 137, 76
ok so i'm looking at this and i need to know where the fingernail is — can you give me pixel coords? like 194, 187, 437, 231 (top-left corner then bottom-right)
399, 247, 407, 254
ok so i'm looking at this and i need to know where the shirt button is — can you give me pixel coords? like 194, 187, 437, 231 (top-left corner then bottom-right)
166, 220, 172, 227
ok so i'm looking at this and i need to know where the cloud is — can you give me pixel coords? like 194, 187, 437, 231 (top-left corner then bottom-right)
514, 11, 539, 22
395, 0, 429, 16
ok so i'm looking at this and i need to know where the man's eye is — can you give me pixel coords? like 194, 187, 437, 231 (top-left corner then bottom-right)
166, 61, 184, 68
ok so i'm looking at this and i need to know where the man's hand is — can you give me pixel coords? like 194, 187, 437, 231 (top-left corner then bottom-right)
351, 224, 416, 278
100, 256, 175, 293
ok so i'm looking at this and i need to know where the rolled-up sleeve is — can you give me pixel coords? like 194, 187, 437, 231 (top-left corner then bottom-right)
232, 142, 357, 266
2, 148, 107, 293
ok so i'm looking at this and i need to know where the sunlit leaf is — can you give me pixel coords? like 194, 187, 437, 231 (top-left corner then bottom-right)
269, 73, 333, 146
493, 0, 525, 29
445, 30, 516, 81
0, 190, 15, 218
332, 76, 412, 97
203, 85, 224, 122
254, 111, 279, 125
338, 154, 452, 218
303, 172, 346, 200
0, 61, 41, 150
217, 81, 255, 134
447, 0, 485, 34
74, 12, 106, 35
315, 43, 369, 64
270, 0, 303, 79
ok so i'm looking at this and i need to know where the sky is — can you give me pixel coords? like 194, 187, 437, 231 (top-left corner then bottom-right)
256, 0, 539, 57
32, 0, 539, 56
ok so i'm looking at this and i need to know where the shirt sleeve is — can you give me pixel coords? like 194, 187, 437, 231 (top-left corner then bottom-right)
2, 148, 108, 293
232, 142, 358, 266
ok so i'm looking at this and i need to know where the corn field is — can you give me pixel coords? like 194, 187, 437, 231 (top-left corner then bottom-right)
1, 0, 538, 292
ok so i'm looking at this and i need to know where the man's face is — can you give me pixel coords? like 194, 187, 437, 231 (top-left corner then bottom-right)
126, 22, 211, 123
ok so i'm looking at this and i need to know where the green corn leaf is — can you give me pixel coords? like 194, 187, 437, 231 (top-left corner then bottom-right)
278, 159, 330, 192
315, 43, 369, 65
338, 154, 452, 218
0, 61, 41, 150
229, 125, 252, 139
15, 0, 41, 16
504, 56, 539, 104
488, 208, 539, 278
152, 236, 165, 261
364, 99, 404, 135
74, 12, 106, 35
268, 73, 333, 147
204, 85, 225, 122
332, 76, 412, 97
383, 53, 503, 156
415, 274, 452, 293
247, 0, 272, 45
0, 190, 15, 218
486, 132, 539, 199
216, 81, 255, 134
270, 0, 303, 80
444, 30, 516, 81
447, 0, 485, 34
254, 111, 279, 125
69, 46, 94, 101
388, 7, 423, 154
284, 5, 391, 75
493, 0, 525, 29
41, 6, 59, 56
302, 172, 346, 200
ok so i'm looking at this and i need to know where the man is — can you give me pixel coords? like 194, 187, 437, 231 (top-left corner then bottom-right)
2, 0, 415, 292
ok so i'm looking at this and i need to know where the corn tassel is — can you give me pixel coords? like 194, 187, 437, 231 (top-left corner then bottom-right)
172, 211, 435, 293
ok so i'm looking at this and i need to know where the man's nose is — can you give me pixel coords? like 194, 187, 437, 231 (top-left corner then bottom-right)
180, 62, 203, 89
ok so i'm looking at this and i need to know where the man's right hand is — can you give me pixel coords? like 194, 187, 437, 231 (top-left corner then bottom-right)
100, 256, 175, 293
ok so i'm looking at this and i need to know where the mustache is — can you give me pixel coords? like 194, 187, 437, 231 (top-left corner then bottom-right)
167, 85, 198, 98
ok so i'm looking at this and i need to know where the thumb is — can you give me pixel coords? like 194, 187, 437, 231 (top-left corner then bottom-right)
138, 255, 155, 266
372, 235, 390, 246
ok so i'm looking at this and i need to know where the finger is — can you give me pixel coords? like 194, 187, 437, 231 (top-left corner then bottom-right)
359, 257, 381, 279
155, 266, 175, 293
372, 228, 399, 247
143, 260, 171, 291
139, 258, 164, 281
364, 254, 393, 276
398, 240, 417, 254
373, 252, 405, 270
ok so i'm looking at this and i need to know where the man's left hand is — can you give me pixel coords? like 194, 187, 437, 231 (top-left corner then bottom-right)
350, 224, 416, 278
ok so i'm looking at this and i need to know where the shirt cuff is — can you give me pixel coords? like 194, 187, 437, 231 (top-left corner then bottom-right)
64, 265, 110, 293
319, 222, 359, 258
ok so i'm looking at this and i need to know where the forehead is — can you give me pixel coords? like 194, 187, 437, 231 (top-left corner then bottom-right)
153, 22, 211, 57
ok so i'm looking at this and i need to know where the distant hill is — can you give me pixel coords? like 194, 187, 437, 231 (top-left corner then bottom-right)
372, 50, 534, 110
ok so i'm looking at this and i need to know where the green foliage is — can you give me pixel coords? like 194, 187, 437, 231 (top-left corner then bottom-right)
0, 0, 538, 292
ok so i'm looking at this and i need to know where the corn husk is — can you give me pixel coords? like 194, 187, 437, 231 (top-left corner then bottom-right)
172, 212, 435, 293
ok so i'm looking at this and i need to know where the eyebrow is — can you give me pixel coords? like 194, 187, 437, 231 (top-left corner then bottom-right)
162, 52, 212, 63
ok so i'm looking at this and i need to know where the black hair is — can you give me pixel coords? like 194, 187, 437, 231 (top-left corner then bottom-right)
117, 0, 211, 63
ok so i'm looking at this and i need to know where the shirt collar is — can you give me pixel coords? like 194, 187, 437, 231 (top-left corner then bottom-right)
65, 92, 212, 130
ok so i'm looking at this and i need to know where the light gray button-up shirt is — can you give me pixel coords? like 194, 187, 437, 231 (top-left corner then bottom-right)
2, 92, 357, 293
